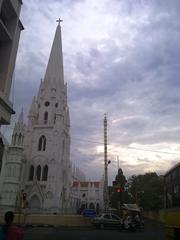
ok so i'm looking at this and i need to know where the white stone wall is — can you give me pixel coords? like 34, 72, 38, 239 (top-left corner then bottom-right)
73, 182, 104, 212
0, 146, 24, 212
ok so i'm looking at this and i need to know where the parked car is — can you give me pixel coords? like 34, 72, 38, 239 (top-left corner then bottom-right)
82, 209, 96, 218
91, 213, 123, 229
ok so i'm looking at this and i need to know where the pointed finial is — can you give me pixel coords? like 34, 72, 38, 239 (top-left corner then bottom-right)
56, 18, 63, 26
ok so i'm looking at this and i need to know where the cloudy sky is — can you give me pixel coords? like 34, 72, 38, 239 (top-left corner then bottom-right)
4, 0, 180, 183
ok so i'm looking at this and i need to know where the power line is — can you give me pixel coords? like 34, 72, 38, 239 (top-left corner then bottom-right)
72, 137, 180, 156
128, 147, 180, 156
72, 137, 103, 145
2, 130, 180, 156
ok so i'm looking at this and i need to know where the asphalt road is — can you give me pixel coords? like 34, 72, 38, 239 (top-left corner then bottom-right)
24, 219, 165, 240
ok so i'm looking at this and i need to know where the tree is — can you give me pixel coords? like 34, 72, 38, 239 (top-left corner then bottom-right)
127, 172, 164, 211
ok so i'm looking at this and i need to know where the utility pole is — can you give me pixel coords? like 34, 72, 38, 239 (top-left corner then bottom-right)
104, 114, 109, 211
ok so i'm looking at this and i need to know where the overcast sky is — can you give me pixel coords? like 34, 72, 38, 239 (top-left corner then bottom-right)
4, 0, 180, 183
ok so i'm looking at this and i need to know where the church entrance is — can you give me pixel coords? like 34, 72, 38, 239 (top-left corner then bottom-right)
29, 194, 41, 213
96, 203, 100, 214
89, 202, 95, 209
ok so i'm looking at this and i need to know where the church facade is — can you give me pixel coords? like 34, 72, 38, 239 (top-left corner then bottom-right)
0, 23, 104, 214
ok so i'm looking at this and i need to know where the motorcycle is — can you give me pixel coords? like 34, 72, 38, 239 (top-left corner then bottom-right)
123, 216, 137, 232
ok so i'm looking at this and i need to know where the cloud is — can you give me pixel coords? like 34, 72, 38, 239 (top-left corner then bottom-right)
4, 0, 180, 183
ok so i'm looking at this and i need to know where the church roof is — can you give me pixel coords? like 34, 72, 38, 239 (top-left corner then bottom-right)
73, 181, 100, 188
44, 24, 64, 84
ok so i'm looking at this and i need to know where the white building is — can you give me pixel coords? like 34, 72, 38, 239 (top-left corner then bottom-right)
0, 22, 72, 213
0, 0, 23, 125
72, 181, 104, 214
0, 0, 23, 180
0, 22, 104, 214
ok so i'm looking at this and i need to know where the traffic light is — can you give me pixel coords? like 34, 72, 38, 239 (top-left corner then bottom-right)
115, 187, 122, 193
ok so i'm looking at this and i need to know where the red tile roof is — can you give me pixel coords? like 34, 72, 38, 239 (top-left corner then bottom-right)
73, 181, 100, 188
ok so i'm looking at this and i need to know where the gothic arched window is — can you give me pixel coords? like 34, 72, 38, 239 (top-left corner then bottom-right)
9, 166, 12, 177
18, 134, 21, 145
44, 111, 48, 124
14, 133, 18, 145
29, 165, 34, 181
62, 139, 65, 156
22, 136, 24, 146
0, 138, 4, 174
42, 165, 48, 181
45, 101, 50, 107
38, 135, 46, 151
36, 165, 41, 181
13, 166, 16, 177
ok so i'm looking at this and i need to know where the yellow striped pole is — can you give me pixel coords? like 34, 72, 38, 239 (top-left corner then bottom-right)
104, 114, 109, 211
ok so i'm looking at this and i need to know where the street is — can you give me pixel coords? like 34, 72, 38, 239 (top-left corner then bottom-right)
24, 219, 165, 240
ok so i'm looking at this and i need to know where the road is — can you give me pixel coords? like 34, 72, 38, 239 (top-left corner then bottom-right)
24, 219, 165, 240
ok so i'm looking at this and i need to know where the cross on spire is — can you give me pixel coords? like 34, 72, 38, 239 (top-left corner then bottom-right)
56, 18, 63, 26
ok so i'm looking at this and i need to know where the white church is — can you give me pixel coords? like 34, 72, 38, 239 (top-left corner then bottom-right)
0, 22, 104, 214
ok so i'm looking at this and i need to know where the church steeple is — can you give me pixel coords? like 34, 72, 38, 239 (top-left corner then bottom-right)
28, 96, 38, 126
11, 109, 25, 146
44, 21, 64, 85
29, 96, 37, 116
17, 109, 24, 128
33, 21, 69, 128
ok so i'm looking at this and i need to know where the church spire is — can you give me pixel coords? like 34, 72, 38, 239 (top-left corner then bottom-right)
12, 109, 25, 146
44, 21, 64, 85
17, 108, 24, 128
29, 96, 36, 116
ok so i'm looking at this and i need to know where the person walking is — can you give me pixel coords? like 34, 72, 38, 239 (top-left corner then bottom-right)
0, 211, 24, 240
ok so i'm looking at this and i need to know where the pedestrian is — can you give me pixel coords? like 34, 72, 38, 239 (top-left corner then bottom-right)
134, 213, 140, 224
0, 225, 5, 240
0, 211, 24, 240
124, 214, 132, 229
